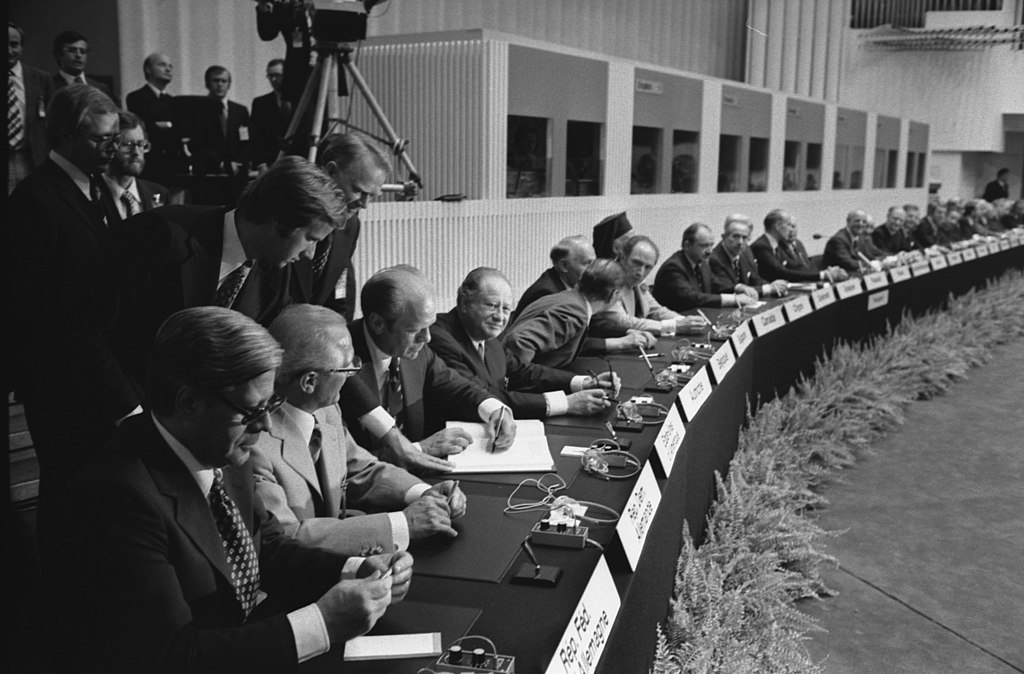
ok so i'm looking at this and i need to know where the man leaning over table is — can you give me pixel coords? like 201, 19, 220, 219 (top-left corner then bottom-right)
253, 303, 466, 557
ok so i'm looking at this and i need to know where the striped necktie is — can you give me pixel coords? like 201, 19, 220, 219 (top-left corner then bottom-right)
121, 189, 140, 217
8, 71, 24, 150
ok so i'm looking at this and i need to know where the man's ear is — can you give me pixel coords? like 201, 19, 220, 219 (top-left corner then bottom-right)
366, 312, 385, 336
297, 371, 318, 395
174, 385, 203, 420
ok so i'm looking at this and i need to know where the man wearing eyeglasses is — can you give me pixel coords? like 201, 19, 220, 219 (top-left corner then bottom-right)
101, 111, 170, 221
251, 304, 466, 557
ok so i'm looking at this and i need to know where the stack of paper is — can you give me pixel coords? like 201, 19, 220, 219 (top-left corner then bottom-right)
444, 419, 554, 473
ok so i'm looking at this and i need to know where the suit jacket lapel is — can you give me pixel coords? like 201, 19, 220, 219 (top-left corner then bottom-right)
47, 160, 107, 237
316, 408, 346, 518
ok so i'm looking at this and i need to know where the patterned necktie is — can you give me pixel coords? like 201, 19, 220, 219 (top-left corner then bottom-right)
214, 261, 253, 308
382, 358, 404, 430
208, 469, 261, 616
8, 71, 23, 150
311, 235, 333, 278
732, 256, 742, 280
121, 190, 140, 217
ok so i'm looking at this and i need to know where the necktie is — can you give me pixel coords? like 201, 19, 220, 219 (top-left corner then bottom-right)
312, 235, 333, 279
477, 342, 487, 363
382, 358, 404, 431
732, 256, 742, 280
215, 261, 253, 308
221, 102, 229, 137
208, 469, 261, 616
309, 423, 333, 516
121, 189, 140, 217
8, 71, 23, 150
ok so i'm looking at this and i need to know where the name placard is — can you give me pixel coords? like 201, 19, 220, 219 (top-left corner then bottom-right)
961, 247, 977, 261
867, 289, 889, 311
730, 320, 753, 357
708, 341, 736, 385
750, 305, 786, 337
863, 271, 889, 291
836, 278, 864, 299
911, 261, 931, 277
888, 265, 912, 283
678, 366, 712, 421
652, 404, 685, 478
930, 255, 949, 270
616, 462, 662, 571
783, 295, 812, 322
975, 245, 990, 258
810, 286, 836, 310
547, 556, 620, 674
988, 242, 1001, 255
946, 251, 964, 265
999, 239, 1011, 251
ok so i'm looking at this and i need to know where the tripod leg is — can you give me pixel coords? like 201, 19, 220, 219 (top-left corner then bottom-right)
307, 54, 334, 162
279, 56, 325, 162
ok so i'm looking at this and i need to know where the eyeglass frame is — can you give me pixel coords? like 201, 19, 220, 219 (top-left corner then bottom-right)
210, 390, 287, 426
78, 130, 118, 148
114, 138, 152, 153
319, 355, 363, 375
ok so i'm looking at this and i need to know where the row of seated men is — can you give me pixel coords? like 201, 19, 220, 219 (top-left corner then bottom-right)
8, 83, 1023, 671
8, 23, 297, 200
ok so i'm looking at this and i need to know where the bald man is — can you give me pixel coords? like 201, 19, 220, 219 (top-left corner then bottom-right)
515, 235, 596, 316
822, 210, 872, 274
707, 214, 788, 298
125, 52, 180, 185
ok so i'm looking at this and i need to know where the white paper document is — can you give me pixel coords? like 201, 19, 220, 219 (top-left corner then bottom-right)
445, 419, 554, 473
344, 632, 442, 661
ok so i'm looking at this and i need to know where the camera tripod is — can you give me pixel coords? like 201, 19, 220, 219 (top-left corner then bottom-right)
281, 41, 423, 198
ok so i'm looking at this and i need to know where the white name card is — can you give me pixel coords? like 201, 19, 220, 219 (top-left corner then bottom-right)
961, 247, 977, 261
888, 265, 912, 283
975, 245, 990, 258
911, 261, 932, 277
652, 403, 685, 478
678, 366, 712, 421
946, 251, 964, 265
867, 289, 889, 311
750, 305, 786, 337
836, 278, 864, 299
863, 272, 889, 291
988, 242, 1000, 255
783, 294, 813, 322
708, 341, 736, 385
730, 320, 753, 357
1011, 233, 1024, 245
930, 255, 949, 270
616, 462, 662, 571
999, 239, 1011, 251
547, 556, 620, 674
810, 286, 836, 309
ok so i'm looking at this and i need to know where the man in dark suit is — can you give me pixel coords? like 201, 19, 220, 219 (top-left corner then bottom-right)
652, 223, 757, 312
822, 210, 873, 274
503, 259, 627, 369
100, 111, 170, 221
515, 235, 595, 316
751, 209, 846, 283
982, 168, 1010, 203
913, 202, 944, 248
293, 132, 390, 322
253, 304, 466, 557
7, 23, 55, 192
8, 83, 119, 543
125, 52, 181, 187
431, 268, 617, 419
250, 58, 292, 169
62, 306, 409, 673
342, 265, 517, 461
66, 157, 344, 481
871, 206, 916, 255
196, 65, 250, 177
50, 30, 116, 102
708, 214, 789, 298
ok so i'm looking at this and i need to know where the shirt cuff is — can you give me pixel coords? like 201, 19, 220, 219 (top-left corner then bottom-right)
569, 375, 589, 392
388, 511, 410, 551
359, 407, 395, 439
477, 397, 505, 420
544, 390, 569, 417
722, 294, 737, 307
288, 604, 331, 663
760, 284, 771, 297
341, 557, 366, 579
660, 318, 676, 336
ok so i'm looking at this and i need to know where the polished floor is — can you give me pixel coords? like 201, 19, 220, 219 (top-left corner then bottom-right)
802, 341, 1024, 673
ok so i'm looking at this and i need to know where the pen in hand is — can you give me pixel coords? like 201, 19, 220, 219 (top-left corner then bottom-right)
490, 407, 506, 452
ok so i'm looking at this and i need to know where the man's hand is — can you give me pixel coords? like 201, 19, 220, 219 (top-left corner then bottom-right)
403, 493, 456, 539
734, 283, 759, 299
425, 479, 467, 518
735, 293, 757, 307
587, 371, 621, 398
824, 266, 849, 282
378, 428, 454, 473
608, 330, 656, 352
420, 428, 473, 457
675, 315, 708, 333
485, 406, 516, 452
566, 389, 613, 416
359, 551, 414, 604
315, 575, 391, 643
769, 280, 789, 297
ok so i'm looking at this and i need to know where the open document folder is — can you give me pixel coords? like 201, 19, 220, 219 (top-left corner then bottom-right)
444, 419, 554, 473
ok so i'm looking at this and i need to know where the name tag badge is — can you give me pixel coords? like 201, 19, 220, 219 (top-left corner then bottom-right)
156, 120, 173, 129
333, 269, 347, 300
238, 125, 250, 141
38, 98, 47, 118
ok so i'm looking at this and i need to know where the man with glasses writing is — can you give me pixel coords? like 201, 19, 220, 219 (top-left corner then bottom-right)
101, 110, 170, 221
251, 303, 466, 557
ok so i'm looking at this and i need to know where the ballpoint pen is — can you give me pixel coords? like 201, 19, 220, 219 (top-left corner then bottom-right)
638, 345, 657, 378
521, 538, 541, 575
491, 407, 506, 451
604, 358, 620, 397
696, 309, 711, 324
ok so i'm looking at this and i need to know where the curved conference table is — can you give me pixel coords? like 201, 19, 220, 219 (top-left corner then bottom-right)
311, 234, 1024, 674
